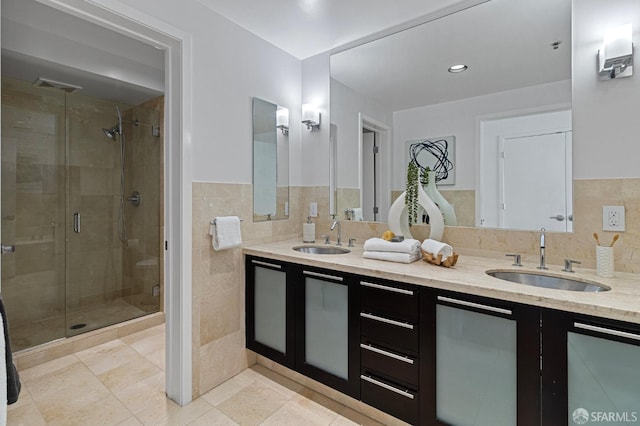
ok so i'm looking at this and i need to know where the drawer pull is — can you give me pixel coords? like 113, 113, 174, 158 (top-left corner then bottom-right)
252, 260, 282, 270
360, 374, 415, 400
574, 322, 640, 342
303, 270, 344, 282
360, 281, 414, 295
360, 312, 414, 330
360, 343, 414, 365
437, 296, 512, 316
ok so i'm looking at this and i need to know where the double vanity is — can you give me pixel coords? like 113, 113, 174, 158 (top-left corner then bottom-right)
244, 240, 640, 425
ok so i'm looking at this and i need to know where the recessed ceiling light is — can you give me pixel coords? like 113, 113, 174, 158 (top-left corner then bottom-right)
448, 64, 468, 73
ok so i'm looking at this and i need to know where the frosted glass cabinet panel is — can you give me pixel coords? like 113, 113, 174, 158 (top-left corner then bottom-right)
305, 276, 349, 379
568, 331, 640, 422
254, 266, 287, 353
436, 304, 517, 426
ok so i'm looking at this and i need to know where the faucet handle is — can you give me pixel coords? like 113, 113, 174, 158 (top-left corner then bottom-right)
348, 237, 356, 247
506, 253, 523, 267
321, 234, 330, 244
563, 259, 581, 273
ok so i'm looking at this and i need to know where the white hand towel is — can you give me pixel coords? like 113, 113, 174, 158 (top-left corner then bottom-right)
363, 237, 421, 255
421, 239, 454, 261
209, 216, 242, 251
352, 208, 364, 221
363, 251, 422, 264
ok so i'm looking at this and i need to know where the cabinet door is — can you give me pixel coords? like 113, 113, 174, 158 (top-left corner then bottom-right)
567, 321, 640, 423
295, 268, 360, 397
246, 257, 294, 367
434, 295, 519, 426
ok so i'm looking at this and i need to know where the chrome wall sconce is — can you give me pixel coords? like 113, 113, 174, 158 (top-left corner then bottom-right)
302, 103, 321, 131
276, 107, 289, 135
598, 24, 633, 80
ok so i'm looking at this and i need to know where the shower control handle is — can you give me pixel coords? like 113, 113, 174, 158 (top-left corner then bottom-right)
128, 191, 141, 207
73, 212, 81, 233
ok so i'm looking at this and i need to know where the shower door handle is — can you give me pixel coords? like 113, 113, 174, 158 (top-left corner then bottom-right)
73, 212, 81, 233
1, 244, 15, 255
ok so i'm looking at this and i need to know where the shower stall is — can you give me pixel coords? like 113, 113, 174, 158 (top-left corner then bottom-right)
0, 77, 163, 352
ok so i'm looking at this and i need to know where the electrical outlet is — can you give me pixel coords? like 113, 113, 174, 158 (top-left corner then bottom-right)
603, 205, 625, 231
309, 202, 318, 217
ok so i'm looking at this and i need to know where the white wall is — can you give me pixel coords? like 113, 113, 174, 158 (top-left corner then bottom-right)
330, 78, 393, 189
88, 0, 303, 185
572, 0, 640, 180
392, 80, 571, 191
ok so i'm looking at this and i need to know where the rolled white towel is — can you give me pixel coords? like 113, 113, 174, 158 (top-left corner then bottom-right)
363, 251, 422, 264
363, 237, 421, 255
421, 239, 454, 261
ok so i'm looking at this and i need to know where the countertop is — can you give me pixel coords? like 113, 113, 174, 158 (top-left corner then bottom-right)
244, 239, 640, 325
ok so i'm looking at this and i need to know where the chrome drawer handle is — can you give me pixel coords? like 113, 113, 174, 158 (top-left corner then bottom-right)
437, 296, 512, 316
252, 260, 282, 270
303, 270, 344, 282
574, 323, 640, 342
360, 343, 414, 365
360, 281, 414, 295
360, 312, 414, 330
360, 375, 415, 400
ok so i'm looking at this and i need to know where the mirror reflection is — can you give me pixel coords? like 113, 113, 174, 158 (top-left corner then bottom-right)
330, 0, 572, 231
253, 97, 289, 221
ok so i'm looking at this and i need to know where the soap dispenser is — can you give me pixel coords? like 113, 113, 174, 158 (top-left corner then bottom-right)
303, 216, 315, 243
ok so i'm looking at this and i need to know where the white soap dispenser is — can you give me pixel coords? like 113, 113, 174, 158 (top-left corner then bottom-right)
303, 216, 316, 243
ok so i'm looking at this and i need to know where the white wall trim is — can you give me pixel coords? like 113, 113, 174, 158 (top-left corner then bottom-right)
33, 0, 193, 405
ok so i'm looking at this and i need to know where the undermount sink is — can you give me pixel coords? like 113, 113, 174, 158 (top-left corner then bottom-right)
293, 245, 351, 255
486, 270, 610, 293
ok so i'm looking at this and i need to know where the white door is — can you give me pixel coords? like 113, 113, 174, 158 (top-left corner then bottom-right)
500, 132, 571, 232
362, 130, 378, 221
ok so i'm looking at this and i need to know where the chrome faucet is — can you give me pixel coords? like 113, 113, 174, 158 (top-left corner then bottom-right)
537, 228, 548, 270
330, 218, 342, 246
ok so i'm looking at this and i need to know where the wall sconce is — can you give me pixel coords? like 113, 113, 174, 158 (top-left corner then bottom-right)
598, 24, 633, 80
302, 104, 321, 131
276, 107, 289, 135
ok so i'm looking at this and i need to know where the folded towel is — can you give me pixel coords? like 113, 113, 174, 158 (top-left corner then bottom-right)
363, 251, 422, 264
421, 239, 454, 261
209, 216, 242, 251
352, 208, 364, 221
363, 237, 421, 255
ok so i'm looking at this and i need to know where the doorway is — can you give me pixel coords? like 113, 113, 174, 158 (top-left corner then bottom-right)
359, 114, 390, 222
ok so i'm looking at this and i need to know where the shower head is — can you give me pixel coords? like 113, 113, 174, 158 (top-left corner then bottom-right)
102, 125, 120, 139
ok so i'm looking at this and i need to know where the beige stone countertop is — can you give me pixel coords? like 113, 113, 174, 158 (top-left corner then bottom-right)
244, 239, 640, 325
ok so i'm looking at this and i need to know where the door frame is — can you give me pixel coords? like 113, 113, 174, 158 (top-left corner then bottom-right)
358, 113, 391, 222
15, 0, 194, 405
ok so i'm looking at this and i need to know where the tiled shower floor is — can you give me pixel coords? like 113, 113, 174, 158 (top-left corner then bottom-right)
7, 323, 385, 425
10, 299, 150, 352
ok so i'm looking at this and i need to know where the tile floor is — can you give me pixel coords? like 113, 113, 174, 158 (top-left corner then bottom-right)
7, 324, 384, 425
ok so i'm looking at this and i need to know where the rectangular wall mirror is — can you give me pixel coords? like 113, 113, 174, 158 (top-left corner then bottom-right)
253, 97, 289, 221
329, 0, 572, 232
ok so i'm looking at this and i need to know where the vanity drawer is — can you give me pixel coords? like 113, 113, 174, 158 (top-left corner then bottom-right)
361, 372, 418, 425
360, 340, 418, 387
360, 280, 419, 322
361, 312, 419, 351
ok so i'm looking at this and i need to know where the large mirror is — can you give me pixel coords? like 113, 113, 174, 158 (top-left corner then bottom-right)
253, 97, 289, 221
330, 0, 572, 232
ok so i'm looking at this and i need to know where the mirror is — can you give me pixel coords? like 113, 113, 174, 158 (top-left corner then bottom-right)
330, 0, 572, 231
253, 97, 289, 221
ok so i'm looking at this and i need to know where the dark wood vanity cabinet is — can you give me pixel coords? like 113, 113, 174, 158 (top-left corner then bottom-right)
246, 255, 640, 426
359, 278, 421, 424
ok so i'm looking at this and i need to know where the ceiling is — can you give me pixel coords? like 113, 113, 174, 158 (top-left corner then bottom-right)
194, 0, 475, 59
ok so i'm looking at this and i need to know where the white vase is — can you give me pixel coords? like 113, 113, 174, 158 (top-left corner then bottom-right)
388, 185, 444, 240
423, 171, 457, 226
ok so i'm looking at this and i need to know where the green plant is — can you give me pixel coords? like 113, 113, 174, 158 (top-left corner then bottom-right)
406, 161, 419, 227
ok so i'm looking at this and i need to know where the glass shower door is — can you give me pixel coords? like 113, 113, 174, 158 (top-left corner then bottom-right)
1, 78, 68, 351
